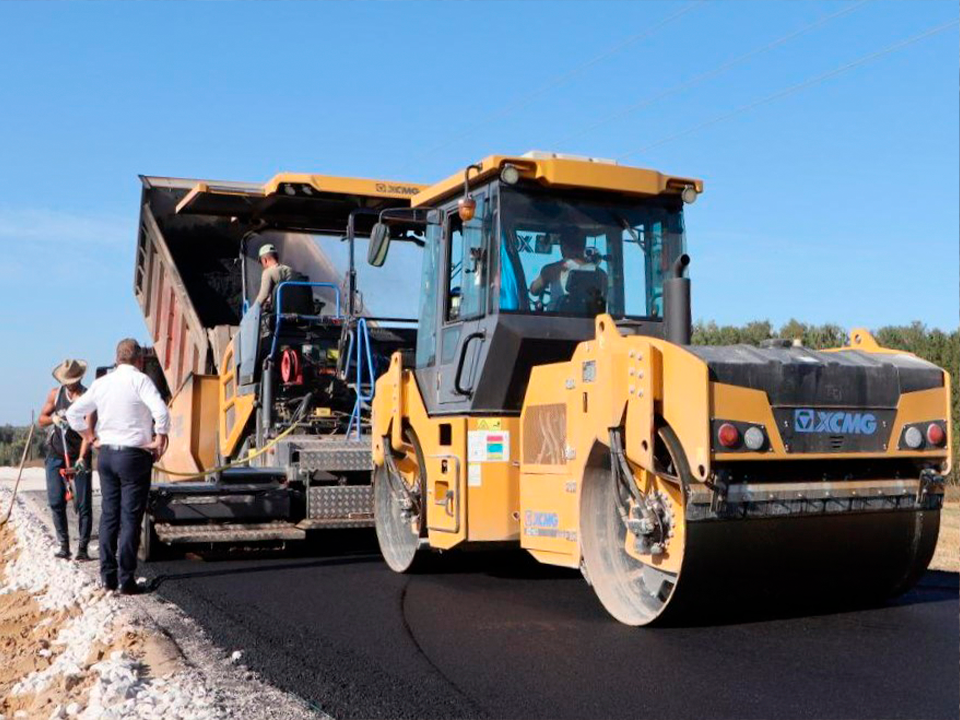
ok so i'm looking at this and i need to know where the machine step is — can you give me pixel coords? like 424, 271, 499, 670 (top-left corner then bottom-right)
155, 522, 306, 544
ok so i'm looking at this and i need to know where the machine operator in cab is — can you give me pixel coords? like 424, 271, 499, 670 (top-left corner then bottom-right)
529, 227, 608, 314
254, 243, 314, 316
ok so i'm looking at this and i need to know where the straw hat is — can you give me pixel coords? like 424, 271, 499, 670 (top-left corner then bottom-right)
52, 359, 87, 385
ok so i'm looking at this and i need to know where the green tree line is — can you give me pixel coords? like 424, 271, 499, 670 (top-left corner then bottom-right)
0, 424, 47, 467
693, 319, 958, 483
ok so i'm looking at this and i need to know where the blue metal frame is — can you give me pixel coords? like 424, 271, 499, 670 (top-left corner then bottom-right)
346, 318, 375, 439
268, 281, 341, 359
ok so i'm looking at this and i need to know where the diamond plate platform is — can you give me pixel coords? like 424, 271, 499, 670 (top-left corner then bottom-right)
281, 437, 374, 473
307, 485, 374, 521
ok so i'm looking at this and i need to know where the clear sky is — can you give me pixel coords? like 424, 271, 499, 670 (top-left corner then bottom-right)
0, 1, 957, 423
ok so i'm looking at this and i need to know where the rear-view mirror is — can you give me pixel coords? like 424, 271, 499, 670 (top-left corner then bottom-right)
368, 223, 391, 267
535, 235, 555, 254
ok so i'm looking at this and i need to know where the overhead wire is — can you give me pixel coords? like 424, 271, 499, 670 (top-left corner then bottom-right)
552, 0, 870, 148
616, 17, 959, 161
401, 0, 706, 169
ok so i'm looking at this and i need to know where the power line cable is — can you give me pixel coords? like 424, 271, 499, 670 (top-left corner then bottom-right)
402, 1, 706, 169
553, 0, 869, 148
617, 17, 959, 161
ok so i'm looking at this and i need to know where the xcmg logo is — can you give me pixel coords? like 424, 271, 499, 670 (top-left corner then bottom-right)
794, 409, 877, 435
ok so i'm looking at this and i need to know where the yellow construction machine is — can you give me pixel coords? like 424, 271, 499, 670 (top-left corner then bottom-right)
366, 151, 951, 625
131, 172, 424, 557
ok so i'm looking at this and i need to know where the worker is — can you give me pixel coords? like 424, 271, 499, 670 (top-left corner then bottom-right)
254, 243, 294, 312
38, 359, 95, 561
67, 339, 170, 595
529, 228, 607, 312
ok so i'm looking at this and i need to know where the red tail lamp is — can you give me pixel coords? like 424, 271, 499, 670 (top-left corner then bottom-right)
926, 422, 945, 447
717, 423, 740, 448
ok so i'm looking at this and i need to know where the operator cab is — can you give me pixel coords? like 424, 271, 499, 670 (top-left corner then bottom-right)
368, 152, 700, 416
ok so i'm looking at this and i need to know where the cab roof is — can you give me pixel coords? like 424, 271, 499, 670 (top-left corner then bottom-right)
411, 151, 703, 208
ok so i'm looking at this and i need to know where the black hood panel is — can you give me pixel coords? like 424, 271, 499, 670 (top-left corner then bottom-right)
686, 345, 943, 408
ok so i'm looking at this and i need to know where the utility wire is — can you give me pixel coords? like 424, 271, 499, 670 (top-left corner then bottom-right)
553, 0, 869, 148
402, 1, 706, 169
617, 17, 959, 161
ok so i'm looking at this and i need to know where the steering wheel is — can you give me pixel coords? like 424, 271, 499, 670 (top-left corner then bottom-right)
530, 285, 551, 313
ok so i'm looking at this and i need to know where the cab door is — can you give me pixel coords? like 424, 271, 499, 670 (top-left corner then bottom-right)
437, 191, 490, 408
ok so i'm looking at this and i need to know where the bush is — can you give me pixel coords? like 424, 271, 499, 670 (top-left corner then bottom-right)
0, 424, 47, 466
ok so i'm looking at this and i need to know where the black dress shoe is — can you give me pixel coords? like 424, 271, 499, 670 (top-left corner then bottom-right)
102, 578, 118, 592
75, 548, 92, 562
119, 582, 147, 596
53, 545, 71, 560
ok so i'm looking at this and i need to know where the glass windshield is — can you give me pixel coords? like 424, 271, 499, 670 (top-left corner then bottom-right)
498, 186, 686, 318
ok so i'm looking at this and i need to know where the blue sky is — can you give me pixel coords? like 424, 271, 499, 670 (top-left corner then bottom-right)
0, 1, 957, 423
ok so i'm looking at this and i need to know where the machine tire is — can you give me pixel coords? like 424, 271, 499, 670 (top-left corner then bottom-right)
580, 425, 688, 626
374, 427, 426, 573
138, 511, 179, 562
138, 512, 160, 562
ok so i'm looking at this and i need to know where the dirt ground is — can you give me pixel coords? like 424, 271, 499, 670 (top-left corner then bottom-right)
0, 521, 182, 718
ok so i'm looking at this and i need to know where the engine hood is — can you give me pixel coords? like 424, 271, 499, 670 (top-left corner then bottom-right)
686, 345, 943, 408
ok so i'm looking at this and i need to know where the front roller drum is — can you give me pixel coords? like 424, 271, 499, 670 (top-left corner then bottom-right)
374, 428, 425, 573
580, 426, 942, 626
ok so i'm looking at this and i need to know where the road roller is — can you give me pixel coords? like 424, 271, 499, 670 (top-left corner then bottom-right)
365, 151, 952, 625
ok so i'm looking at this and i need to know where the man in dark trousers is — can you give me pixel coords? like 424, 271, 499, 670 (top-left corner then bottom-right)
38, 359, 95, 560
67, 339, 170, 594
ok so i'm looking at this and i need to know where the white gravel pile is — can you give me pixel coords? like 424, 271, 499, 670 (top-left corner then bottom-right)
0, 490, 224, 719
73, 651, 220, 720
1, 491, 102, 611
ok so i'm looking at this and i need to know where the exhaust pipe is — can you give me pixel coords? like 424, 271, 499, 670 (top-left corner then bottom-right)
664, 254, 691, 345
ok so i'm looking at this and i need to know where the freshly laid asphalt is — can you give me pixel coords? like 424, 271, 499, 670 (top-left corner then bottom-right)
140, 533, 960, 720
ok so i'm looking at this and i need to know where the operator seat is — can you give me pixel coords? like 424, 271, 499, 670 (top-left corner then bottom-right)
556, 269, 607, 316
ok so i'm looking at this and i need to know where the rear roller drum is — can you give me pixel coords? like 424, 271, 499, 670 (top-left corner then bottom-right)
374, 428, 425, 573
581, 425, 942, 625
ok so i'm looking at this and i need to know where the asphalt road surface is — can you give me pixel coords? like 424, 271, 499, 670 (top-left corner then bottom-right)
139, 533, 960, 720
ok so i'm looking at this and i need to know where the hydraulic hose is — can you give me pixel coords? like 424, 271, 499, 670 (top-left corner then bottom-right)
152, 393, 314, 481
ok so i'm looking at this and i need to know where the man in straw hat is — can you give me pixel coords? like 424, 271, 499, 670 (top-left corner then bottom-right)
39, 358, 96, 560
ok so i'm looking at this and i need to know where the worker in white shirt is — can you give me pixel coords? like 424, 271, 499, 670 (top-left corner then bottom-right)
67, 339, 170, 594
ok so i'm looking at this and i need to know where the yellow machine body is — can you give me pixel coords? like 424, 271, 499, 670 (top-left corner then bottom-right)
373, 319, 951, 554
161, 374, 221, 477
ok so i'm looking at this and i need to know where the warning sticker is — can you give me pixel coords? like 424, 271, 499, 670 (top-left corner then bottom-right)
467, 431, 510, 463
477, 418, 502, 431
468, 464, 482, 487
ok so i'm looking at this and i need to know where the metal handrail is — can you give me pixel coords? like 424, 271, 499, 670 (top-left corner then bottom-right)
268, 281, 341, 359
346, 318, 376, 439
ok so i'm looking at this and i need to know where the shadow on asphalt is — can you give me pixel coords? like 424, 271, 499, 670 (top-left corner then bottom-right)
143, 553, 383, 591
142, 528, 958, 627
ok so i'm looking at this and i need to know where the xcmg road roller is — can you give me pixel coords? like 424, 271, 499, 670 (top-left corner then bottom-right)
365, 151, 951, 625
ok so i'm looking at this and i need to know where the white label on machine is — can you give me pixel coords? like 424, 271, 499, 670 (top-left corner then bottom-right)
467, 430, 510, 463
468, 463, 482, 487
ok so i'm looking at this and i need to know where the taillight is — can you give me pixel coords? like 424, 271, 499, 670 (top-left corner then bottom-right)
903, 426, 924, 449
743, 426, 766, 451
926, 423, 946, 447
717, 423, 739, 448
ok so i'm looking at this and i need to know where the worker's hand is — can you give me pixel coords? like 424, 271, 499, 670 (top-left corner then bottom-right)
73, 458, 87, 475
146, 434, 169, 460
51, 410, 67, 429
